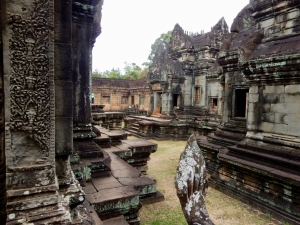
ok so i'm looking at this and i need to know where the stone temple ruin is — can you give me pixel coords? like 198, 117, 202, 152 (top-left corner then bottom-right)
125, 1, 300, 224
1, 1, 163, 224
1, 0, 300, 224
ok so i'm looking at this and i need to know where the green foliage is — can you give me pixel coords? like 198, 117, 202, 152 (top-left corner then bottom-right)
148, 31, 172, 63
137, 67, 148, 79
91, 69, 102, 78
92, 68, 121, 78
123, 62, 142, 80
92, 62, 149, 80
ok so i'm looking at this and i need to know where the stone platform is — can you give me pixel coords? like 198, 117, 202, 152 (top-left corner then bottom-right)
71, 127, 164, 224
93, 111, 126, 130
196, 120, 300, 225
124, 115, 218, 140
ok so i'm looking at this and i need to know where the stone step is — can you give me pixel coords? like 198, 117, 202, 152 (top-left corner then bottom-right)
215, 128, 246, 141
118, 177, 156, 198
100, 128, 128, 145
216, 152, 300, 208
71, 144, 111, 182
94, 133, 111, 148
228, 119, 247, 127
106, 151, 141, 178
227, 145, 300, 175
121, 139, 157, 175
122, 129, 143, 138
207, 133, 237, 147
104, 145, 133, 161
218, 152, 300, 184
85, 185, 140, 221
102, 215, 129, 225
73, 140, 105, 158
237, 138, 300, 161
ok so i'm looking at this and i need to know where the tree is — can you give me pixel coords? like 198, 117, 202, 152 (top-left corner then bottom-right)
148, 31, 172, 63
92, 61, 149, 80
92, 69, 102, 77
137, 67, 148, 79
123, 62, 142, 80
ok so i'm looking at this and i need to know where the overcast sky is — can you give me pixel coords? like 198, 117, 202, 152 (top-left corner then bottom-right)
92, 0, 250, 73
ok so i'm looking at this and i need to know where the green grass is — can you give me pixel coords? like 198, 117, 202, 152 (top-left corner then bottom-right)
139, 139, 284, 225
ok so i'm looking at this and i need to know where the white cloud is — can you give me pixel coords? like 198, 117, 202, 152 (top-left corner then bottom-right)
92, 0, 249, 72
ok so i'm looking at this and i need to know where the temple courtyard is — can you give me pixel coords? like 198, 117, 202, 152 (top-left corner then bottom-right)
138, 138, 286, 225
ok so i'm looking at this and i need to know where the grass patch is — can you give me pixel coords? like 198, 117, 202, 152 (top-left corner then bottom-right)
139, 139, 284, 225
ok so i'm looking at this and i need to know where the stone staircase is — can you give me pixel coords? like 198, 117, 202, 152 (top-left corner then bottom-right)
71, 127, 163, 225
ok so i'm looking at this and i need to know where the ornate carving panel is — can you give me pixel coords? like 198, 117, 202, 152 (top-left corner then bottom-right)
7, 0, 54, 168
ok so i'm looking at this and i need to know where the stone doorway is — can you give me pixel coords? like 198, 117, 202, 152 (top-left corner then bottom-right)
154, 92, 162, 114
234, 89, 249, 118
173, 94, 180, 108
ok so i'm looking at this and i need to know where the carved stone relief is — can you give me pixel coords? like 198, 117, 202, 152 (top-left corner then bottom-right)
8, 0, 54, 168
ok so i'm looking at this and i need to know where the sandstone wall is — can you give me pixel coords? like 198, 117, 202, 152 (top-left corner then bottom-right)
92, 77, 151, 111
248, 85, 300, 136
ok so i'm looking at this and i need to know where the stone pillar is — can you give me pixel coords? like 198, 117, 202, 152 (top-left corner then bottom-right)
2, 0, 59, 222
184, 75, 192, 107
54, 0, 73, 186
162, 92, 172, 114
0, 3, 5, 221
72, 0, 103, 138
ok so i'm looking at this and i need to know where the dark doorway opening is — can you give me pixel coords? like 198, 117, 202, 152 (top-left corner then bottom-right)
131, 96, 134, 105
173, 94, 180, 107
234, 89, 249, 118
209, 98, 218, 111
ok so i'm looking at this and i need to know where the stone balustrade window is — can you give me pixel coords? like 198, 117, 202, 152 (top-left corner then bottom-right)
102, 95, 110, 104
194, 86, 201, 104
121, 96, 128, 104
139, 95, 145, 105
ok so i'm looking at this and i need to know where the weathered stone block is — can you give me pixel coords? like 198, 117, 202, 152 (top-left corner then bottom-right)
288, 124, 300, 136
261, 113, 275, 123
275, 113, 288, 124
259, 122, 274, 133
54, 0, 72, 42
263, 93, 280, 104
284, 93, 300, 103
54, 43, 72, 80
263, 85, 284, 94
262, 103, 271, 113
260, 17, 275, 28
272, 103, 287, 113
263, 85, 275, 94
247, 111, 256, 126
55, 80, 73, 117
55, 117, 73, 155
286, 114, 300, 124
249, 86, 258, 94
285, 84, 300, 94
248, 102, 255, 113
249, 93, 259, 103
6, 168, 56, 190
273, 124, 288, 135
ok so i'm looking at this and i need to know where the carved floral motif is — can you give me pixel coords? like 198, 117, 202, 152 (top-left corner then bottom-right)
9, 0, 52, 158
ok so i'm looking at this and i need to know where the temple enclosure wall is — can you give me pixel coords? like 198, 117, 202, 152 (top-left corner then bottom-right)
92, 77, 151, 111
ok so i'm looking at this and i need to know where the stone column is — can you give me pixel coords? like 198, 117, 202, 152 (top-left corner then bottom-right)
2, 0, 59, 222
54, 0, 73, 186
0, 3, 5, 221
72, 0, 103, 137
